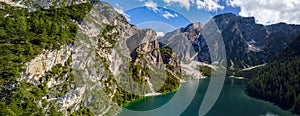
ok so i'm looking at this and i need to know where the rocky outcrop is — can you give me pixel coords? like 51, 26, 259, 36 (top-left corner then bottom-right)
15, 1, 181, 115
20, 45, 71, 84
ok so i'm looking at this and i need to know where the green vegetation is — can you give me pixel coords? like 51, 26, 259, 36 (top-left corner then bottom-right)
247, 35, 300, 114
0, 82, 46, 115
0, 2, 92, 87
100, 25, 118, 48
113, 62, 180, 106
159, 47, 181, 93
161, 47, 173, 56
112, 44, 181, 106
157, 72, 180, 93
0, 1, 182, 114
129, 62, 148, 85
71, 106, 94, 116
0, 2, 93, 115
113, 85, 143, 106
197, 65, 212, 77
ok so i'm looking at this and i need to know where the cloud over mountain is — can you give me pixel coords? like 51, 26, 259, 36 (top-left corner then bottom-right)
227, 0, 300, 25
162, 0, 224, 11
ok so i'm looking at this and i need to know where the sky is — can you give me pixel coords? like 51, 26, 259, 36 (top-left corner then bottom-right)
101, 0, 300, 33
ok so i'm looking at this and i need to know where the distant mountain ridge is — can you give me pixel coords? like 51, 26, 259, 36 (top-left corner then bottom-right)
215, 13, 300, 69
162, 13, 300, 70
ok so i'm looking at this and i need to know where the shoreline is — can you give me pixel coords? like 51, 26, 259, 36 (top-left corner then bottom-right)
229, 75, 245, 80
122, 77, 239, 108
122, 77, 207, 108
121, 77, 294, 116
122, 83, 183, 108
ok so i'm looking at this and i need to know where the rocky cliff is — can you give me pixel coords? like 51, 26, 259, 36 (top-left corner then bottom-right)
162, 13, 300, 71
0, 1, 181, 115
214, 13, 300, 70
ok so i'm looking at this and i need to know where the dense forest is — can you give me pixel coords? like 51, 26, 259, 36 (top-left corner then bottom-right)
0, 2, 94, 115
246, 35, 300, 114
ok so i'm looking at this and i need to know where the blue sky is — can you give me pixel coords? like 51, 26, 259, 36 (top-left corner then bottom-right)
101, 0, 300, 33
102, 0, 240, 23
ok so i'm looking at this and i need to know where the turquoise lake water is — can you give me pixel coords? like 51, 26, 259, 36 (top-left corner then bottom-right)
119, 78, 294, 116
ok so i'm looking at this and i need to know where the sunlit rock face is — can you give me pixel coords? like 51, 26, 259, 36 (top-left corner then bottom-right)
20, 45, 72, 84
15, 1, 181, 115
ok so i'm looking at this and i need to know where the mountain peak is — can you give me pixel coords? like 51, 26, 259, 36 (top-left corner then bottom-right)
213, 13, 238, 19
187, 22, 203, 29
180, 22, 203, 33
213, 13, 256, 25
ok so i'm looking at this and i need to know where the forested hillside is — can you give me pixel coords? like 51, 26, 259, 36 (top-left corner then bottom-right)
0, 1, 183, 115
247, 35, 300, 114
0, 2, 93, 115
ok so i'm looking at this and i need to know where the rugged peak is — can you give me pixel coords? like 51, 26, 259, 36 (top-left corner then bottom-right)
93, 1, 127, 22
162, 12, 300, 70
126, 29, 157, 53
273, 22, 288, 25
180, 22, 203, 32
266, 22, 289, 28
213, 13, 256, 22
213, 13, 258, 30
241, 17, 256, 24
213, 13, 239, 20
186, 22, 203, 30
143, 29, 157, 41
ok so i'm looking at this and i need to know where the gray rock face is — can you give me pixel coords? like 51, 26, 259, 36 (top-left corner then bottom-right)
17, 1, 181, 115
214, 13, 300, 69
127, 30, 165, 67
162, 13, 300, 70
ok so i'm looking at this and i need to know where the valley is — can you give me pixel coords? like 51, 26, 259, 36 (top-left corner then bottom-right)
0, 0, 299, 115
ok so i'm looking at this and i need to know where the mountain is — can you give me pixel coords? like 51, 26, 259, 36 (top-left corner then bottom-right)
0, 1, 181, 115
162, 13, 300, 71
246, 35, 300, 114
2, 0, 300, 115
214, 13, 300, 70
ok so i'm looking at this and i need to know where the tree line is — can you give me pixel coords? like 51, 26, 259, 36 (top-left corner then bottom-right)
246, 35, 300, 114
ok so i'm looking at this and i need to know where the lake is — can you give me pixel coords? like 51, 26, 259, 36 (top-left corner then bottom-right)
119, 78, 294, 116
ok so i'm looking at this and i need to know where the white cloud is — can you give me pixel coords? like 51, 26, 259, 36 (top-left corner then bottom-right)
141, 1, 180, 19
162, 11, 178, 19
227, 0, 300, 25
114, 3, 131, 21
156, 31, 165, 37
144, 0, 159, 12
162, 0, 223, 11
196, 0, 224, 11
163, 0, 192, 10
